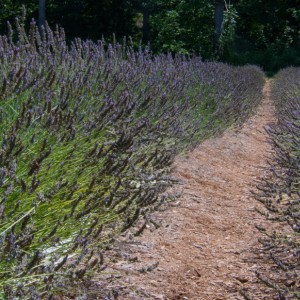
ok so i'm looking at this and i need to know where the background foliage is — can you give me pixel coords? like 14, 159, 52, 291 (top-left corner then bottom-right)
233, 0, 300, 74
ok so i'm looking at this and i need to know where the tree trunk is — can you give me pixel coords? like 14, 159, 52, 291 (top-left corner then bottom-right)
39, 0, 46, 29
215, 0, 225, 42
142, 6, 149, 44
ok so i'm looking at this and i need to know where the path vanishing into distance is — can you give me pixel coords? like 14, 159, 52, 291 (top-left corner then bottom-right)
97, 81, 277, 299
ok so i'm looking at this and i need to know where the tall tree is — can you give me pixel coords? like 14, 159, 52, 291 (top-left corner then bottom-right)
142, 3, 150, 44
131, 1, 160, 45
39, 0, 45, 28
214, 0, 225, 45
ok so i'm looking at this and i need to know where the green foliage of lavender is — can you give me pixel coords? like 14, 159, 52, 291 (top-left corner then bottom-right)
0, 18, 264, 299
252, 69, 300, 299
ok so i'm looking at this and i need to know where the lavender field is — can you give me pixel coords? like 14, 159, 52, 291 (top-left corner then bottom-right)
253, 68, 300, 299
0, 19, 265, 299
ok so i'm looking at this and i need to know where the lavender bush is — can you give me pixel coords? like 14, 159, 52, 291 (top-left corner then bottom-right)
0, 17, 264, 299
249, 68, 300, 299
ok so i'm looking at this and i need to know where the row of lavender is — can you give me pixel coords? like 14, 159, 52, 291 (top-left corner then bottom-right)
0, 19, 264, 299
248, 69, 300, 299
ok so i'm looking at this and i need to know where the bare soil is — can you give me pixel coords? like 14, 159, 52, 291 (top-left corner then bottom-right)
93, 81, 278, 299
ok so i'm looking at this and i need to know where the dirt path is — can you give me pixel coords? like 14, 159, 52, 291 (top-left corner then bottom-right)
99, 81, 276, 299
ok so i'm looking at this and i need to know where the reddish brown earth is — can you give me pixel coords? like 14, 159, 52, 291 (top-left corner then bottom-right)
92, 81, 278, 299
